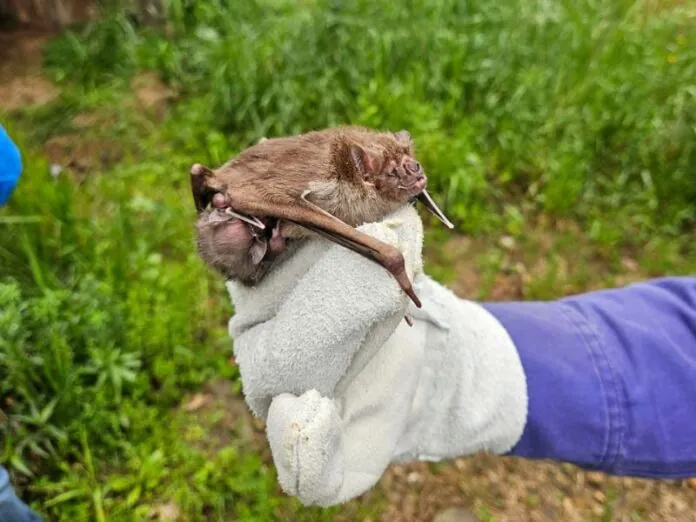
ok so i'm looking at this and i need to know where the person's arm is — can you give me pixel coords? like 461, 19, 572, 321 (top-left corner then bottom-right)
226, 203, 696, 506
0, 125, 22, 206
484, 277, 696, 478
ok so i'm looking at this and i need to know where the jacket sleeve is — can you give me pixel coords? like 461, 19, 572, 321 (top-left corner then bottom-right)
482, 277, 696, 478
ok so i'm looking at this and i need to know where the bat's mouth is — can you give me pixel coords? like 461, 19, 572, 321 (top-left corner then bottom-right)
406, 176, 427, 192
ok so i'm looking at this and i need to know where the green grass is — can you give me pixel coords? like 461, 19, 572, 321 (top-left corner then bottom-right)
1, 103, 361, 521
1, 0, 695, 519
43, 0, 696, 239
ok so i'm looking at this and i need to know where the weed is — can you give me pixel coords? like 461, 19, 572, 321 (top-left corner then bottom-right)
43, 0, 696, 241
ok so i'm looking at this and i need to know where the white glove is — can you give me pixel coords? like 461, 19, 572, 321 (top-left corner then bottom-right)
226, 205, 528, 506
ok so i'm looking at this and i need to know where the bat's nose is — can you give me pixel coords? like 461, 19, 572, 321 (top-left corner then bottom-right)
403, 159, 422, 175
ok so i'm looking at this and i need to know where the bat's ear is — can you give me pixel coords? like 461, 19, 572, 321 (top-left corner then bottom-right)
350, 144, 382, 179
393, 130, 411, 144
250, 239, 268, 265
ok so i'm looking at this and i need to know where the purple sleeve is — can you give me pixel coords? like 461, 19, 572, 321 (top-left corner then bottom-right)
482, 277, 696, 478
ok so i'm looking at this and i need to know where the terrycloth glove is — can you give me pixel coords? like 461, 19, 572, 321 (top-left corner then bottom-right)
226, 205, 528, 506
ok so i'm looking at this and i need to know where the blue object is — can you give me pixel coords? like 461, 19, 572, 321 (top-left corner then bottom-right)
0, 467, 42, 522
0, 130, 41, 519
0, 125, 23, 206
484, 277, 696, 478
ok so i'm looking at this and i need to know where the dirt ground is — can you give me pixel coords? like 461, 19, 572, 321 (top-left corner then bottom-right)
3, 27, 696, 522
187, 372, 696, 522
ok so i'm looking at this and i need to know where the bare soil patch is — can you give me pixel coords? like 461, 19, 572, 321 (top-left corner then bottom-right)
129, 71, 177, 121
0, 30, 58, 110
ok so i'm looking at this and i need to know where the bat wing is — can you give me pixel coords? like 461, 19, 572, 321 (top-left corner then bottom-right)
226, 189, 422, 308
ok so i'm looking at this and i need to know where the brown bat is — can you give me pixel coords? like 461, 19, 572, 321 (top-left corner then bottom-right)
191, 126, 453, 309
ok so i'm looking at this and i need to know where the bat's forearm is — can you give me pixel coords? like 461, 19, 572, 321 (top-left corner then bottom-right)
225, 191, 421, 307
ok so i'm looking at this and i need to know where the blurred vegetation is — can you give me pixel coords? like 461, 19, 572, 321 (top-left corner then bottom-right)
42, 0, 696, 239
1, 0, 695, 520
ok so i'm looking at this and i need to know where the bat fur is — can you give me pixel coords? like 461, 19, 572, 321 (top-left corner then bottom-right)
191, 126, 453, 309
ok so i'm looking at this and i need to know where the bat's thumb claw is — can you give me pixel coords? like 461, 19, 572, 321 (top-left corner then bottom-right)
417, 190, 454, 229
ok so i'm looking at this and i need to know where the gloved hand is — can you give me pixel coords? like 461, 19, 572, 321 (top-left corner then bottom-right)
226, 205, 528, 507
